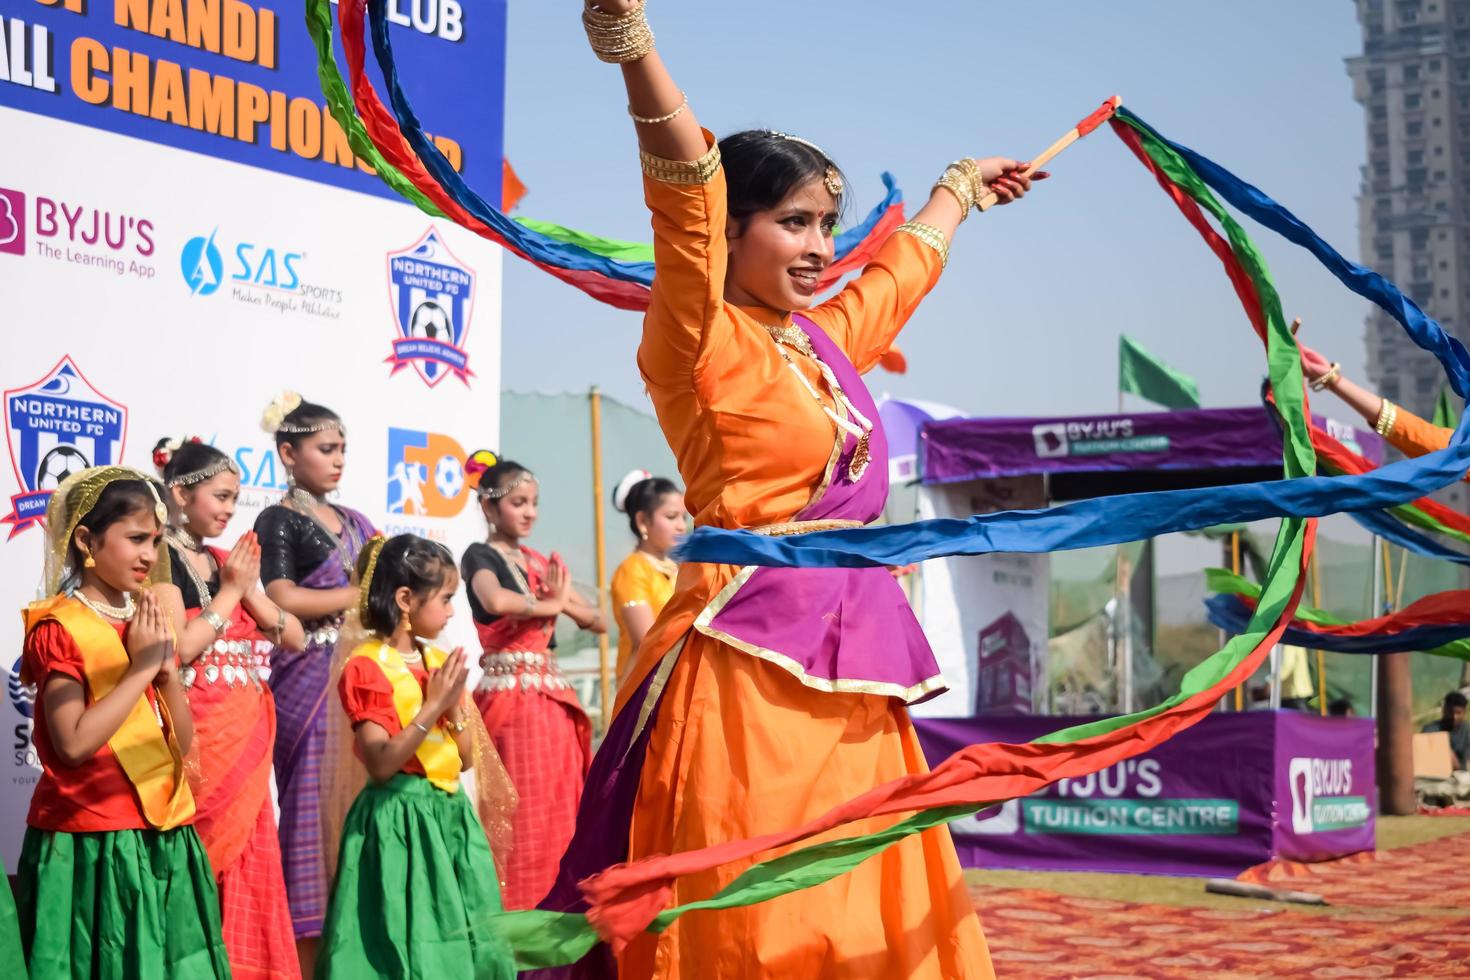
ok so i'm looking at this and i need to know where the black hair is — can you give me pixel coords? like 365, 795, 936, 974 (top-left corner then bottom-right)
717, 130, 847, 229
275, 398, 342, 449
476, 459, 534, 504
1327, 697, 1354, 717
67, 479, 161, 579
1446, 691, 1468, 711
357, 534, 457, 637
160, 440, 234, 487
620, 476, 680, 538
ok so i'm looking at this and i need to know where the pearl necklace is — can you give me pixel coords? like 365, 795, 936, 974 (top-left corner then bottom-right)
74, 589, 136, 622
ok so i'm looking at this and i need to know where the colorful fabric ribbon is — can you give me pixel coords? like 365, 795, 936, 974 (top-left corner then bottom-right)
309, 4, 1470, 956
303, 0, 905, 311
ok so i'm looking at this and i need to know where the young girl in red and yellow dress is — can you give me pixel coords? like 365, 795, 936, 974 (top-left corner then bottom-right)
317, 534, 516, 979
18, 466, 229, 978
154, 437, 305, 980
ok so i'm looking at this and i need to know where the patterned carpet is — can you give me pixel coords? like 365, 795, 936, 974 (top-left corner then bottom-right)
971, 832, 1470, 978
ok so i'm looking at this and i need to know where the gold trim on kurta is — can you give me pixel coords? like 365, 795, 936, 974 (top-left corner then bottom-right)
625, 633, 688, 755
640, 142, 722, 184
690, 567, 948, 703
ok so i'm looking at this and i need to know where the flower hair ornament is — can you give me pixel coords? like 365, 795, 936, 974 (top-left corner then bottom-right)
612, 468, 653, 513
464, 449, 498, 491
766, 131, 844, 197
260, 391, 345, 438
152, 436, 198, 474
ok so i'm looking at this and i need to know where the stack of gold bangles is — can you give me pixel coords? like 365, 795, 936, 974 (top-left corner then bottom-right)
583, 0, 654, 63
1309, 362, 1341, 391
1375, 398, 1398, 437
933, 159, 991, 221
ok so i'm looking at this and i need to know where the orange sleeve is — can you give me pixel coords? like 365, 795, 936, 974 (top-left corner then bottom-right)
807, 229, 943, 375
637, 132, 735, 393
1385, 403, 1453, 458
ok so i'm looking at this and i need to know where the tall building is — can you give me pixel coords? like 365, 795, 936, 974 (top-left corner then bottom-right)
1348, 0, 1468, 421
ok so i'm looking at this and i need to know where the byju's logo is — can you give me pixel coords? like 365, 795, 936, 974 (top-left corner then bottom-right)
0, 187, 25, 257
6, 656, 35, 720
1032, 423, 1067, 458
386, 229, 475, 388
180, 229, 224, 296
3, 357, 127, 539
1288, 756, 1369, 834
386, 429, 469, 518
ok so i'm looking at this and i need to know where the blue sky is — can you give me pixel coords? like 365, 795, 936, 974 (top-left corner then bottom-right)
498, 1, 1368, 418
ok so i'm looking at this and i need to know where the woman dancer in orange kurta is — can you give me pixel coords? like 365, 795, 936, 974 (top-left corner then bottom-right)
547, 3, 1042, 976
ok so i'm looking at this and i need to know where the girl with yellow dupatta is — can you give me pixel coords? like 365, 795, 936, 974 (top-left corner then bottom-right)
316, 534, 516, 979
18, 466, 229, 979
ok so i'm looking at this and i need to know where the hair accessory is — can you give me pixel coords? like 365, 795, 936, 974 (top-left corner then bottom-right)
480, 465, 536, 501
42, 466, 174, 597
465, 449, 499, 489
151, 436, 197, 474
357, 534, 388, 624
260, 391, 304, 434
765, 131, 842, 198
612, 469, 653, 513
168, 454, 241, 488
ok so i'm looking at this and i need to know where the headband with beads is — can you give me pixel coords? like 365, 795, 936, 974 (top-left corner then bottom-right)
766, 131, 844, 197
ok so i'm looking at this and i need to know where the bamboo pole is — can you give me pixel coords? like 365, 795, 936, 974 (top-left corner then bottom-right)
976, 96, 1122, 212
1311, 552, 1327, 716
1232, 530, 1244, 711
589, 387, 612, 735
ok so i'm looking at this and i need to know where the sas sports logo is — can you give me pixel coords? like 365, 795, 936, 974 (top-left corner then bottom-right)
3, 357, 126, 539
180, 229, 224, 296
386, 229, 475, 388
0, 187, 25, 257
386, 428, 471, 518
6, 657, 35, 720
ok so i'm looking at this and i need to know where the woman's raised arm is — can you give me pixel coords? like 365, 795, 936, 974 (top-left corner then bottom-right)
585, 1, 706, 161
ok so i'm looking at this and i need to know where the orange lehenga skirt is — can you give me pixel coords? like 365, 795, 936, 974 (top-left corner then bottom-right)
186, 627, 300, 980
616, 629, 993, 980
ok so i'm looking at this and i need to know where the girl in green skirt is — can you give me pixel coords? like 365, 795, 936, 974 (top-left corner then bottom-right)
317, 534, 517, 979
18, 467, 230, 979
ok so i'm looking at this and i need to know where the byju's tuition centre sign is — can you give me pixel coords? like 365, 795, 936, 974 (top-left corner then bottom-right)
916, 712, 1375, 876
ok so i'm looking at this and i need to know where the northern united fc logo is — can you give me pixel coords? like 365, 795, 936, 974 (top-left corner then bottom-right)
3, 357, 127, 539
386, 228, 475, 388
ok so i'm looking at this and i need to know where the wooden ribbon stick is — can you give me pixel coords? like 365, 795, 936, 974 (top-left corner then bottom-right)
976, 94, 1123, 212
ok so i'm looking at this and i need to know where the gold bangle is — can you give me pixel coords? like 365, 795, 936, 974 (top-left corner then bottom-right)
933, 170, 973, 221
1308, 362, 1342, 392
640, 141, 722, 185
583, 1, 655, 64
1375, 399, 1398, 437
896, 221, 950, 269
629, 92, 687, 125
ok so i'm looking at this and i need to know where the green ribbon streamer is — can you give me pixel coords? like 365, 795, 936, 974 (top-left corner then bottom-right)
475, 115, 1319, 971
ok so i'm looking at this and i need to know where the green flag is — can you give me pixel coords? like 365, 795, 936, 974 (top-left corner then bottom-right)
1119, 335, 1201, 410
1432, 384, 1460, 429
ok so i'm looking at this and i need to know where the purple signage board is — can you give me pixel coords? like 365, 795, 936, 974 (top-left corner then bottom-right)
920, 407, 1384, 484
914, 712, 1374, 877
1273, 712, 1377, 862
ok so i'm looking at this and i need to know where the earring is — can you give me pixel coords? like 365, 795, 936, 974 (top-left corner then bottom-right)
640, 531, 648, 541
399, 611, 412, 635
82, 550, 96, 569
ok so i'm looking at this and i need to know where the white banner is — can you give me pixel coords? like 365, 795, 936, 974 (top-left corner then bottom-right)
1, 106, 503, 869
913, 478, 1050, 719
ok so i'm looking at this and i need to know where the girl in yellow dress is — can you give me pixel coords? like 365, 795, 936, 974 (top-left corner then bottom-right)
609, 471, 684, 684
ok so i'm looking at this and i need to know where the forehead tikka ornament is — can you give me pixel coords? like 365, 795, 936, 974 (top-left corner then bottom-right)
767, 131, 843, 198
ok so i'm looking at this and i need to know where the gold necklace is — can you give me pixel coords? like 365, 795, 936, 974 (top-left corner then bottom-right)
762, 323, 873, 481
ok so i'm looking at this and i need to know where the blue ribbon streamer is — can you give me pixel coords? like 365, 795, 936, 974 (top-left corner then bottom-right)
676, 112, 1470, 569
359, 0, 901, 285
1204, 594, 1470, 654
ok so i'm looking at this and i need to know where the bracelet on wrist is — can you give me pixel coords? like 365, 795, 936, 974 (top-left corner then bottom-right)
201, 608, 227, 636
411, 721, 431, 736
1308, 362, 1342, 392
583, 0, 654, 64
1374, 399, 1398, 438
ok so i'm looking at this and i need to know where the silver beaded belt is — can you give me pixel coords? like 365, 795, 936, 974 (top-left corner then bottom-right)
183, 638, 271, 691
303, 615, 344, 649
477, 651, 572, 693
